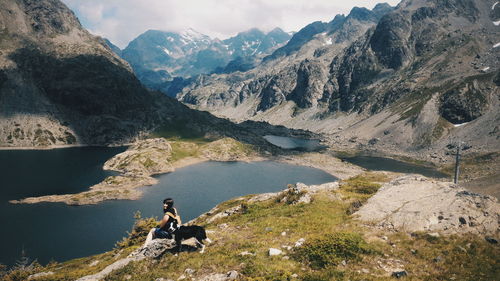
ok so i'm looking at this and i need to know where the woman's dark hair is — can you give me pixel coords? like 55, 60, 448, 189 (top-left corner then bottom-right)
163, 198, 176, 215
163, 198, 174, 207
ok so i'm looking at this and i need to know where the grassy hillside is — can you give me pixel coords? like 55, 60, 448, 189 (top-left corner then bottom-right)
3, 173, 499, 280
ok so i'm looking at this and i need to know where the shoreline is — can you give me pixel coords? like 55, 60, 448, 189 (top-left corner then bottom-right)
8, 141, 363, 206
12, 136, 493, 206
0, 144, 131, 151
8, 138, 277, 205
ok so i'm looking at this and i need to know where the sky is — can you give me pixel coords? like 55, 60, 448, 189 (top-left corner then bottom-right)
61, 0, 401, 49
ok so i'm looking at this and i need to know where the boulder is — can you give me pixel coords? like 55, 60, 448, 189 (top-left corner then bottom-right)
355, 175, 500, 236
269, 248, 283, 256
207, 205, 245, 223
294, 238, 306, 247
391, 271, 408, 278
132, 239, 177, 259
28, 272, 54, 280
198, 271, 239, 281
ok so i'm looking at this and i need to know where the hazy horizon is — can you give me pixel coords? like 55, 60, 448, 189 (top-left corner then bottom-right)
62, 0, 401, 49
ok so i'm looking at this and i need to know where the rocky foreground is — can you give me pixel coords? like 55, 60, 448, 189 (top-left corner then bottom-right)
356, 175, 499, 236
19, 173, 498, 281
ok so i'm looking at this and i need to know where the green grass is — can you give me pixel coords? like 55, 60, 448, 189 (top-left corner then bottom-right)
9, 172, 499, 280
169, 141, 201, 162
440, 152, 499, 180
141, 158, 157, 169
149, 122, 208, 141
340, 173, 388, 195
293, 232, 373, 269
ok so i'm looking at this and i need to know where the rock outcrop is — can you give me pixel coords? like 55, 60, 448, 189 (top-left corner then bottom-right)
103, 138, 174, 175
355, 175, 500, 236
197, 181, 340, 224
199, 137, 259, 161
77, 239, 177, 281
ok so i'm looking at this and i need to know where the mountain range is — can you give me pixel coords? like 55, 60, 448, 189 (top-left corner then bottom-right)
178, 0, 500, 158
110, 27, 291, 96
1, 0, 499, 160
0, 0, 265, 147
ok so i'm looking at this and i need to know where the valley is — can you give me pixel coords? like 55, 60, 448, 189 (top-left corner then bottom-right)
0, 0, 498, 280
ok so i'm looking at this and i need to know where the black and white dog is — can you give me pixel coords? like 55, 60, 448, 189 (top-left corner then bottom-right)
174, 225, 212, 253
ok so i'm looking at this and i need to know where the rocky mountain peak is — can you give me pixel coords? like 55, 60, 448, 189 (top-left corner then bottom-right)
372, 2, 394, 14
10, 0, 81, 37
0, 0, 226, 147
348, 7, 377, 21
119, 25, 291, 95
178, 0, 499, 157
268, 27, 286, 35
181, 27, 210, 42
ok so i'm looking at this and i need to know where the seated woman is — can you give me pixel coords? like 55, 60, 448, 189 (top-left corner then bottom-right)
143, 198, 182, 247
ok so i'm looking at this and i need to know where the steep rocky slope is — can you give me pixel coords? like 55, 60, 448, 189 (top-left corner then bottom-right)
179, 0, 500, 164
178, 4, 395, 117
0, 0, 164, 146
0, 0, 275, 148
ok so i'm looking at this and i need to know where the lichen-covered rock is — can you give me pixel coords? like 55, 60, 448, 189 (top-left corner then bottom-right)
198, 271, 239, 281
27, 272, 54, 280
207, 205, 245, 223
131, 239, 177, 259
78, 239, 177, 281
355, 175, 500, 236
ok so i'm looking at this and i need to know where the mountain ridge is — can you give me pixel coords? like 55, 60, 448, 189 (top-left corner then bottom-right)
0, 0, 278, 148
178, 0, 500, 165
119, 27, 292, 96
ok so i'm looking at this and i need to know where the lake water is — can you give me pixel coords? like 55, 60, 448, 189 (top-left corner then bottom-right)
262, 135, 448, 179
263, 135, 323, 151
0, 148, 337, 266
340, 155, 449, 179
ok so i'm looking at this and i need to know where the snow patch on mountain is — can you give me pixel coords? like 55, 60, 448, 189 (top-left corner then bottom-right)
181, 28, 207, 42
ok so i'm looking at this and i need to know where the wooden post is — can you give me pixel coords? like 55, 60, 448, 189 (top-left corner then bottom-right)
454, 143, 461, 184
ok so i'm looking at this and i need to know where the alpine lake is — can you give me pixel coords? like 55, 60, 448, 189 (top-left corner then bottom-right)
0, 147, 337, 266
0, 137, 448, 266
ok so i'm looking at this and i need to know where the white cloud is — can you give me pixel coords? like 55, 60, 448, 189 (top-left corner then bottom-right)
62, 0, 401, 49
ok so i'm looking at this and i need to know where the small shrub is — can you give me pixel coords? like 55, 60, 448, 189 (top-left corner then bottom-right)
142, 158, 156, 168
0, 264, 6, 278
116, 212, 158, 248
293, 232, 372, 269
242, 259, 294, 280
342, 177, 381, 195
346, 200, 363, 215
2, 252, 41, 281
275, 185, 308, 205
